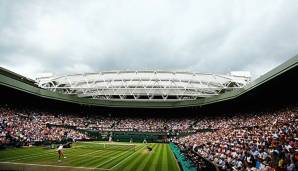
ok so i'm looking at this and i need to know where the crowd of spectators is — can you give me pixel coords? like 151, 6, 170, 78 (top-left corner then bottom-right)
115, 118, 196, 132
0, 105, 197, 146
173, 106, 298, 171
0, 106, 89, 146
1, 105, 197, 133
1, 103, 298, 170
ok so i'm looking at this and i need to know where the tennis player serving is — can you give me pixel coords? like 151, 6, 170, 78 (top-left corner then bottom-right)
57, 144, 67, 162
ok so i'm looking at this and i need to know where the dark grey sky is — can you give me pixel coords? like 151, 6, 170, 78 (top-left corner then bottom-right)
0, 0, 298, 79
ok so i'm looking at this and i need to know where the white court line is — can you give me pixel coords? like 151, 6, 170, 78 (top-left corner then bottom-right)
13, 153, 56, 161
77, 149, 104, 156
2, 151, 55, 161
109, 145, 147, 170
94, 150, 130, 168
1, 144, 145, 170
81, 142, 139, 146
5, 147, 83, 161
0, 161, 111, 170
78, 155, 115, 159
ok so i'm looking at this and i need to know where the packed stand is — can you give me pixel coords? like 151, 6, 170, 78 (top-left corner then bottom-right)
173, 106, 298, 171
0, 106, 197, 133
0, 105, 198, 147
0, 106, 89, 147
116, 117, 196, 132
2, 102, 298, 171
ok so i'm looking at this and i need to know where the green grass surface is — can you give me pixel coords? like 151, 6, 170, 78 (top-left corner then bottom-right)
0, 142, 180, 171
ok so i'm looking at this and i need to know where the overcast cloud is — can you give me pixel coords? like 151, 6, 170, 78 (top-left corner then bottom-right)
0, 0, 298, 79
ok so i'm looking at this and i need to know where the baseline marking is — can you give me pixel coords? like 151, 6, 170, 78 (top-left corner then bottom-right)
0, 161, 111, 170
109, 145, 147, 169
94, 150, 131, 168
2, 151, 55, 161
77, 149, 104, 156
3, 148, 86, 161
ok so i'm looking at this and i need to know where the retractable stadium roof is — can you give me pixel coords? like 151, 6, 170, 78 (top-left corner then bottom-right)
35, 71, 250, 101
0, 54, 297, 108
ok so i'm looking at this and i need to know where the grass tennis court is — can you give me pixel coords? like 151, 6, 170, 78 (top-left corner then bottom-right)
0, 142, 180, 171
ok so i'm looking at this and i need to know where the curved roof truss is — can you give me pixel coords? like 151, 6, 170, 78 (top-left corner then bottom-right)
36, 71, 250, 101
